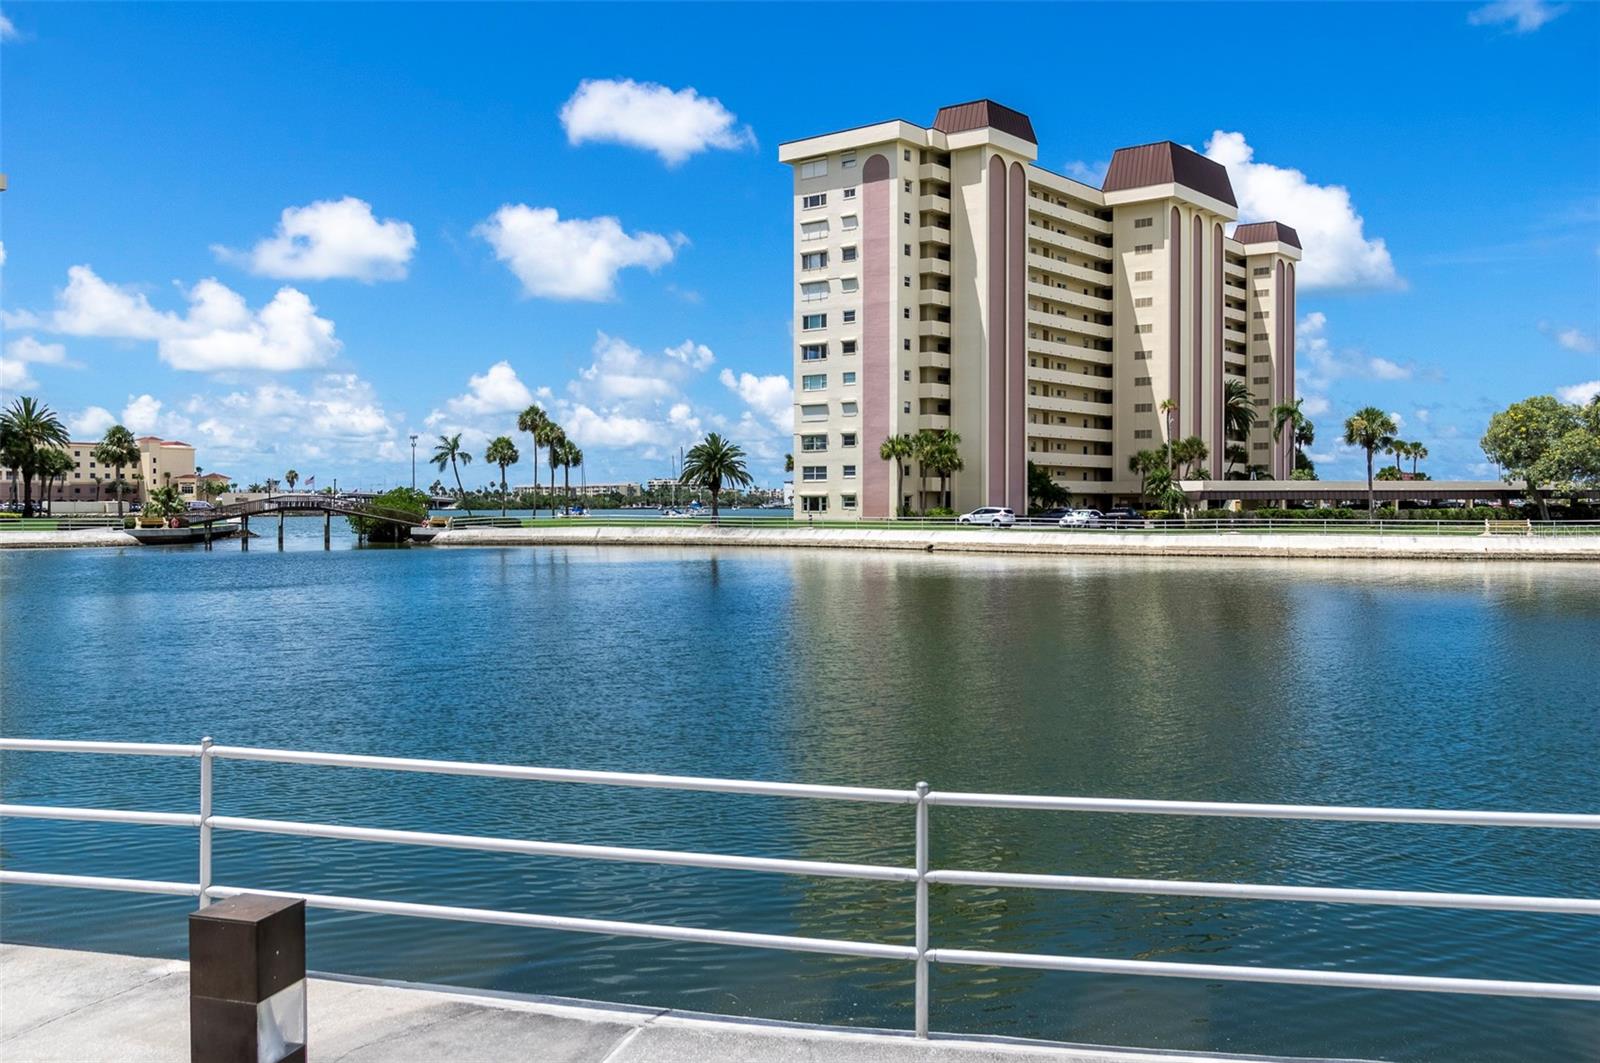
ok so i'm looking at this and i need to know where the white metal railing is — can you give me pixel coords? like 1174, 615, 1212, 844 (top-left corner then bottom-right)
2, 737, 1597, 1038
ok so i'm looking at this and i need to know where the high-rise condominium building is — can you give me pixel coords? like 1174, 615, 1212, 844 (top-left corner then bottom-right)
779, 100, 1301, 517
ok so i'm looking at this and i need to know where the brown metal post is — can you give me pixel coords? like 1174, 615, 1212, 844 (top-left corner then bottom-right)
189, 894, 307, 1063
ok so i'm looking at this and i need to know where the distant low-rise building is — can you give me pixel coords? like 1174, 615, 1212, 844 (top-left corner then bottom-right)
2, 435, 225, 503
516, 481, 642, 498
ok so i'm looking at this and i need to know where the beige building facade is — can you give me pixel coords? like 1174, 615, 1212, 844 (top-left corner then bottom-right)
779, 100, 1301, 517
3, 435, 206, 503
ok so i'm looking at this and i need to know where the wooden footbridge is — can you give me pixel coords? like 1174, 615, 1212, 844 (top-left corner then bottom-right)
182, 493, 428, 547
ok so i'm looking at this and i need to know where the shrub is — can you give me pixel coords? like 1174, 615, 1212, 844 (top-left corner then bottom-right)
347, 487, 430, 543
924, 507, 955, 518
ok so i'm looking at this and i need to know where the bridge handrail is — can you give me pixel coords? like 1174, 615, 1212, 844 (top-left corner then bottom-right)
2, 736, 1597, 1039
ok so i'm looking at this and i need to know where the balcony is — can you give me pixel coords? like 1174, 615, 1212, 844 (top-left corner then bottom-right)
918, 162, 951, 183
1027, 364, 1114, 392
1027, 335, 1113, 365
1027, 223, 1113, 263
1026, 309, 1112, 340
1032, 452, 1115, 470
1026, 194, 1113, 236
918, 382, 951, 401
1026, 253, 1114, 290
1224, 326, 1247, 343
1026, 282, 1112, 316
918, 288, 951, 308
1027, 421, 1114, 445
919, 257, 951, 277
918, 194, 951, 215
918, 351, 951, 370
917, 320, 952, 339
917, 414, 952, 431
918, 225, 950, 245
1027, 393, 1114, 418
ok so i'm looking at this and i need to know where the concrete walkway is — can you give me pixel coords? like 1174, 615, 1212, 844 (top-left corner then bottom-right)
0, 528, 139, 549
1, 944, 1366, 1063
429, 523, 1600, 562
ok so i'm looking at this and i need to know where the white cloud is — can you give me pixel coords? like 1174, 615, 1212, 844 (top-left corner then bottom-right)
8, 265, 341, 372
1206, 131, 1401, 291
1296, 311, 1418, 391
0, 14, 18, 42
1468, 0, 1567, 33
1538, 321, 1597, 354
427, 361, 535, 425
562, 404, 672, 448
664, 339, 715, 371
122, 394, 181, 436
559, 78, 755, 165
213, 197, 416, 282
1063, 159, 1108, 186
719, 368, 792, 433
0, 336, 69, 393
1557, 380, 1600, 405
69, 406, 117, 439
1300, 395, 1331, 417
572, 333, 692, 404
475, 205, 678, 301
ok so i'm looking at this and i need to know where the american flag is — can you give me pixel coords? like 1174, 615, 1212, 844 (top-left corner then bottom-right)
305, 475, 315, 488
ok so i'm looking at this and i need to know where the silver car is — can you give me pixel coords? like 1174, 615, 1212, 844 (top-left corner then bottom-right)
958, 506, 1016, 527
1058, 508, 1103, 528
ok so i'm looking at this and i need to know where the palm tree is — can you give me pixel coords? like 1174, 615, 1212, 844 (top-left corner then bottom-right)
93, 424, 141, 516
41, 446, 74, 514
879, 434, 914, 517
484, 435, 520, 516
1128, 448, 1167, 502
284, 469, 299, 492
1157, 398, 1179, 478
430, 434, 474, 516
784, 453, 794, 474
0, 397, 71, 516
1343, 406, 1398, 517
680, 432, 753, 520
910, 430, 940, 514
1386, 438, 1408, 480
1409, 441, 1428, 478
1225, 444, 1250, 480
928, 432, 963, 510
1171, 436, 1209, 480
1272, 398, 1317, 472
559, 438, 582, 513
1219, 379, 1253, 477
516, 405, 550, 514
543, 426, 567, 518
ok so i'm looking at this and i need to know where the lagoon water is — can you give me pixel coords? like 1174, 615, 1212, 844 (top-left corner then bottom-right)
2, 521, 1597, 1061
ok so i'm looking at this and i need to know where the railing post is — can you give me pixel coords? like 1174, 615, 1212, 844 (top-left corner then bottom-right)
914, 780, 930, 1038
198, 736, 214, 908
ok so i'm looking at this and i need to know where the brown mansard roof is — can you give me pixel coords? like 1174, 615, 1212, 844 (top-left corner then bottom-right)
932, 100, 1037, 144
1232, 221, 1303, 249
1102, 141, 1237, 208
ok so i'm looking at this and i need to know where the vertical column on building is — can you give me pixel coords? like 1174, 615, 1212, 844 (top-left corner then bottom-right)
1006, 161, 1027, 511
1286, 262, 1297, 477
1211, 222, 1224, 478
862, 154, 893, 517
1274, 260, 1287, 479
986, 155, 1007, 507
1168, 207, 1183, 455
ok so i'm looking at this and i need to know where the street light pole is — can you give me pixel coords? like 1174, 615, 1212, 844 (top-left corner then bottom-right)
410, 433, 418, 491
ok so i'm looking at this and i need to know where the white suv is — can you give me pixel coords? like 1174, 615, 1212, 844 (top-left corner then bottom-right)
1058, 509, 1103, 527
958, 507, 1016, 527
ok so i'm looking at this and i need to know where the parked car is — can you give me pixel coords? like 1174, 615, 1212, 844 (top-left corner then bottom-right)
1058, 508, 1104, 527
1103, 506, 1141, 524
1035, 508, 1073, 522
959, 506, 1016, 527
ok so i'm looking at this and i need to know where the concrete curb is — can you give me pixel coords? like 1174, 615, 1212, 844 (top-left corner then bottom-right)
0, 529, 141, 550
427, 525, 1600, 562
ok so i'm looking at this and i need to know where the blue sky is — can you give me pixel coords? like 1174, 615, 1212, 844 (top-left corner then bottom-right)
2, 1, 1596, 489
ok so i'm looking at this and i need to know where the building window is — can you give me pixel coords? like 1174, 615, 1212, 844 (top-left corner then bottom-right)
1134, 270, 1153, 281
1135, 376, 1152, 385
841, 432, 857, 447
801, 251, 828, 271
1253, 354, 1270, 363
1134, 403, 1153, 413
1135, 244, 1153, 254
1253, 442, 1269, 451
802, 313, 827, 330
841, 246, 857, 262
1134, 297, 1153, 308
802, 193, 826, 209
1253, 311, 1270, 319
1134, 429, 1152, 439
843, 187, 856, 200
801, 281, 829, 302
802, 465, 827, 481
1254, 266, 1271, 277
1253, 376, 1269, 385
801, 344, 827, 361
1253, 332, 1269, 341
841, 277, 859, 293
902, 339, 911, 350
842, 464, 857, 478
1134, 217, 1153, 229
841, 340, 857, 354
903, 149, 911, 161
801, 221, 829, 241
903, 401, 911, 413
841, 402, 858, 416
842, 309, 856, 324
801, 403, 829, 421
1134, 351, 1151, 360
1253, 398, 1269, 408
801, 495, 828, 513
800, 158, 828, 179
904, 179, 912, 193
842, 214, 859, 231
841, 152, 856, 169
842, 371, 857, 385
841, 493, 857, 510
903, 243, 912, 256
903, 212, 911, 224
801, 434, 828, 452
1135, 324, 1153, 334
802, 373, 827, 391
